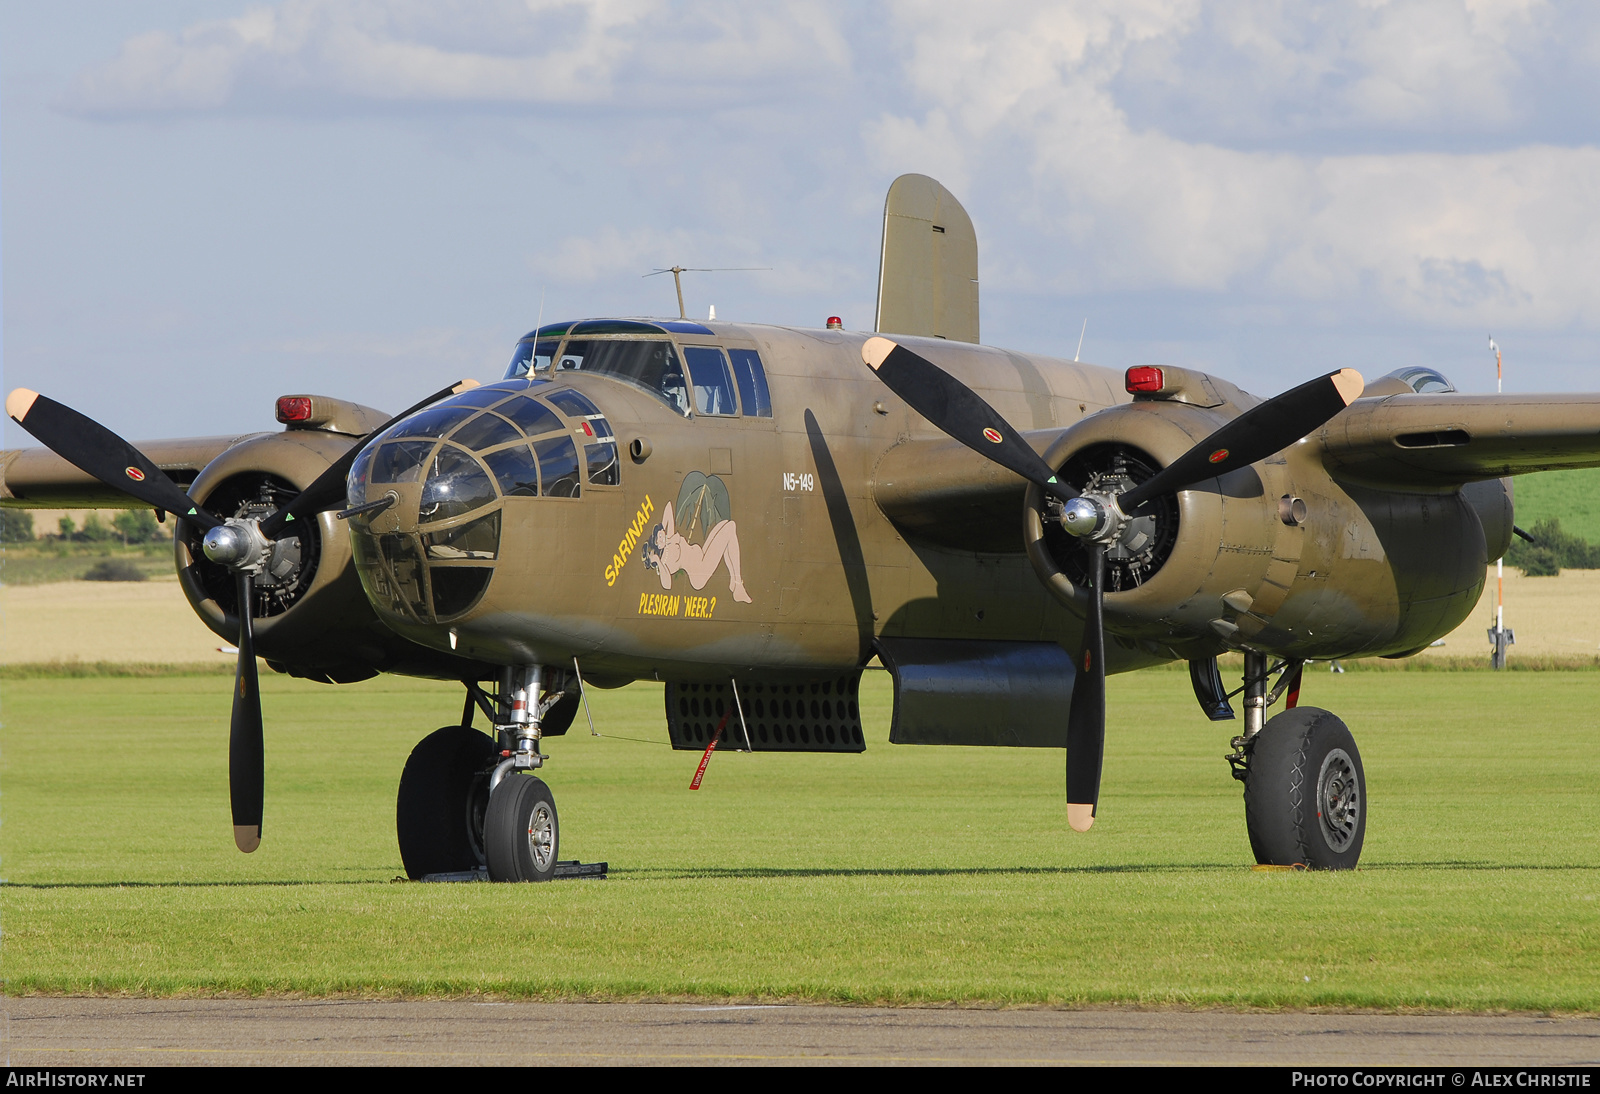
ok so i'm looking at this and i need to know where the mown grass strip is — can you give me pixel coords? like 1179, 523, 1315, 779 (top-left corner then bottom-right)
2, 672, 1597, 1009
0, 660, 235, 679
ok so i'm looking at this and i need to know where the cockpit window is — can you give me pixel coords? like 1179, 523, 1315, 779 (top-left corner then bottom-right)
371, 440, 436, 485
424, 510, 500, 560
683, 346, 739, 415
547, 388, 601, 419
534, 436, 581, 497
499, 396, 563, 437
451, 412, 522, 452
1385, 366, 1457, 394
386, 405, 476, 441
507, 339, 560, 377
585, 442, 619, 486
441, 386, 521, 410
728, 349, 772, 417
484, 445, 540, 498
420, 445, 495, 522
555, 339, 690, 416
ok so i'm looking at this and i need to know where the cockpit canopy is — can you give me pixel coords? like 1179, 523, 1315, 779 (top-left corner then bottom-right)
505, 319, 772, 419
1383, 366, 1457, 394
344, 382, 619, 623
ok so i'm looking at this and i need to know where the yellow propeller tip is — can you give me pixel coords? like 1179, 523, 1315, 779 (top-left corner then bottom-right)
1332, 369, 1364, 405
1067, 803, 1096, 832
862, 336, 897, 370
6, 388, 39, 422
234, 826, 261, 853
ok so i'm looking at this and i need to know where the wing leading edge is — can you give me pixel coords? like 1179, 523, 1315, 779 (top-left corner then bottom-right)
1317, 393, 1600, 490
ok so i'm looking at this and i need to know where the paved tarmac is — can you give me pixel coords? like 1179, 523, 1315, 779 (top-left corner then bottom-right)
4, 998, 1600, 1066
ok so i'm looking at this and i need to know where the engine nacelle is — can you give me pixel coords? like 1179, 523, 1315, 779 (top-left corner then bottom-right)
1023, 400, 1282, 660
1023, 399, 1493, 661
175, 430, 477, 682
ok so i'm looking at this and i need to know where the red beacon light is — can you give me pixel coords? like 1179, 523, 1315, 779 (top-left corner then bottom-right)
826, 316, 843, 330
1125, 366, 1165, 394
276, 396, 314, 423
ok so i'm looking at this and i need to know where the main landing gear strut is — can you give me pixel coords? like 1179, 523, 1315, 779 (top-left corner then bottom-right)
396, 664, 571, 882
1224, 651, 1366, 870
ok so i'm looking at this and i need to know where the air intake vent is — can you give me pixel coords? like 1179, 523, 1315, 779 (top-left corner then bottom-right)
1395, 429, 1470, 449
665, 676, 864, 752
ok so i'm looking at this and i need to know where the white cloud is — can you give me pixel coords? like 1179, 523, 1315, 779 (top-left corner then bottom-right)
870, 0, 1600, 328
52, 1, 1600, 337
64, 0, 852, 114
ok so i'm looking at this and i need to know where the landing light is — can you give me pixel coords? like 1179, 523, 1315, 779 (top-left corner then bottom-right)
276, 396, 313, 423
1125, 367, 1164, 393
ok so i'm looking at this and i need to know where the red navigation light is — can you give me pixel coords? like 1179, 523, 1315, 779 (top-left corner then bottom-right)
826, 316, 843, 330
1125, 366, 1165, 393
276, 396, 313, 423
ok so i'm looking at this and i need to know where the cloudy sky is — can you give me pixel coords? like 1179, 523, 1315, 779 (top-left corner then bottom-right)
4, 1, 1599, 445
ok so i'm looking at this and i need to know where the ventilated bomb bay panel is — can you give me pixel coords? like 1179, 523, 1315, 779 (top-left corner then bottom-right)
665, 676, 865, 752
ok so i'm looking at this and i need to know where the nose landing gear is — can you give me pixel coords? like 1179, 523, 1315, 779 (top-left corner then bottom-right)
397, 664, 585, 882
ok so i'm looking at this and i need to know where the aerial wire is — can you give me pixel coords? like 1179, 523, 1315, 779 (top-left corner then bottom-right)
1489, 335, 1510, 669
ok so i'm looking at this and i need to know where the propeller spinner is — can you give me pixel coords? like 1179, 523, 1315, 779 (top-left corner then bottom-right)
861, 336, 1362, 830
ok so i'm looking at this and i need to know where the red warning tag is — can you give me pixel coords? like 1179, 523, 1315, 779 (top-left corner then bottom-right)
689, 708, 733, 790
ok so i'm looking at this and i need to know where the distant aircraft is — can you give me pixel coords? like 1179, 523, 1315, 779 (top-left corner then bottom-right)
6, 174, 1591, 879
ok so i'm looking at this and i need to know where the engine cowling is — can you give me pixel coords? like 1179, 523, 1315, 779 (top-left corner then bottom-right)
175, 430, 474, 682
1023, 400, 1294, 661
1023, 397, 1496, 661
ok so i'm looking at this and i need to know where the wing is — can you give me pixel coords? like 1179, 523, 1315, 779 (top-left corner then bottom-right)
872, 430, 1065, 552
1317, 393, 1600, 489
1, 434, 270, 508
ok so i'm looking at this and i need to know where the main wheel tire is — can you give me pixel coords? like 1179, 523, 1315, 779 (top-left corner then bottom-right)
1243, 706, 1366, 870
484, 774, 559, 882
396, 725, 497, 880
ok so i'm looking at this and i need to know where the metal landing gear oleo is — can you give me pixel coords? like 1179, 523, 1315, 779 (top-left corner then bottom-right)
1227, 651, 1367, 870
397, 663, 576, 882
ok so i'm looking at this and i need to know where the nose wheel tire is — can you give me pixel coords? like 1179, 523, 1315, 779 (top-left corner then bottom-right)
396, 725, 497, 880
1242, 706, 1365, 870
485, 774, 559, 882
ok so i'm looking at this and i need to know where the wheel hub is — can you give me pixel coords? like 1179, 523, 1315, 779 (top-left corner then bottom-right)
527, 801, 556, 871
1316, 747, 1361, 853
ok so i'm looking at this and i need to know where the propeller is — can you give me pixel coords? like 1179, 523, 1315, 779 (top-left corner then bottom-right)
7, 380, 476, 852
1064, 543, 1106, 831
4, 390, 221, 531
861, 336, 1363, 829
861, 337, 1079, 504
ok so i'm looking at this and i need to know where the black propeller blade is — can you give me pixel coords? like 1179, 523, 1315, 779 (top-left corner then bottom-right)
230, 571, 264, 853
257, 380, 474, 541
5, 389, 221, 531
860, 338, 1366, 832
1065, 543, 1107, 831
862, 337, 1078, 504
7, 378, 477, 855
1118, 368, 1363, 512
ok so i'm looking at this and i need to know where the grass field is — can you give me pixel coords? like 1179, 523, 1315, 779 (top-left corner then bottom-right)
1507, 468, 1600, 543
3, 668, 1598, 1009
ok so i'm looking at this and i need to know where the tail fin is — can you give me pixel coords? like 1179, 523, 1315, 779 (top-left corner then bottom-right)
875, 174, 980, 345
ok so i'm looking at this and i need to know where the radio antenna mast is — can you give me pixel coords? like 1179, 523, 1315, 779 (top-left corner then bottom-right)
1488, 335, 1513, 669
645, 266, 771, 319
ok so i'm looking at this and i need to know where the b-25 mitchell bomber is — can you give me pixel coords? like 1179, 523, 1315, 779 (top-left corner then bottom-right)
6, 175, 1596, 879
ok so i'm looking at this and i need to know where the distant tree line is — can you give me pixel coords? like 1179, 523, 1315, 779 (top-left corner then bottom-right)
0, 509, 166, 546
1506, 518, 1600, 576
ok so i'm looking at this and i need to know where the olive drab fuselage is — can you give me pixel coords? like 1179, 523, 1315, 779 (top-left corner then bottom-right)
341, 319, 1498, 685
